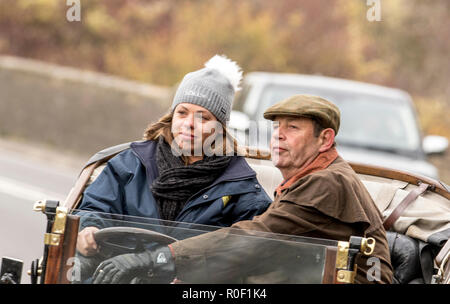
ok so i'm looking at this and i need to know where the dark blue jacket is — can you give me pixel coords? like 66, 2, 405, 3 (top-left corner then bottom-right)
77, 140, 271, 231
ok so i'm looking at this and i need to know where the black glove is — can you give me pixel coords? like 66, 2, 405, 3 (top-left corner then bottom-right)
92, 246, 175, 284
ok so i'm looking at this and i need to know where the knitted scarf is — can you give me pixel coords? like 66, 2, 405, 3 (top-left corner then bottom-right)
151, 137, 232, 221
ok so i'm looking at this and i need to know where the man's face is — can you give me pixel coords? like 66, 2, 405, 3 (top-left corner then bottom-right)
270, 116, 322, 179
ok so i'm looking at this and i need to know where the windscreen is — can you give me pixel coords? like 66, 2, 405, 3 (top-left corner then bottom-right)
65, 210, 334, 284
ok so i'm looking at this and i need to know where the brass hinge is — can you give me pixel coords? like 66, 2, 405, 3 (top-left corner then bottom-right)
336, 237, 376, 284
337, 266, 358, 283
34, 201, 68, 246
44, 233, 61, 246
33, 200, 46, 213
336, 241, 349, 269
52, 206, 68, 234
46, 206, 68, 246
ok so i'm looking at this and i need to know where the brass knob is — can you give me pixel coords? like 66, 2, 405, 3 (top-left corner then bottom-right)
361, 237, 376, 255
27, 269, 42, 276
33, 200, 46, 213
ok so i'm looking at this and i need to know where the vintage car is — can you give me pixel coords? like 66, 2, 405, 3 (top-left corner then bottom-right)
1, 142, 449, 284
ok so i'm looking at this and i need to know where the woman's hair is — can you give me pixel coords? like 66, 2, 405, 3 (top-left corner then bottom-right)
143, 112, 174, 143
143, 112, 247, 160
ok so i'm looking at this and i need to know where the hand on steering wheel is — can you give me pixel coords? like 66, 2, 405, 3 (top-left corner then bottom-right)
89, 227, 178, 284
92, 246, 175, 284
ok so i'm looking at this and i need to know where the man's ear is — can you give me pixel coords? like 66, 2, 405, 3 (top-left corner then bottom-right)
318, 128, 335, 153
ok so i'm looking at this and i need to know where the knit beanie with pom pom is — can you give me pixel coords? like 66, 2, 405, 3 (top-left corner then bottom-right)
171, 55, 243, 124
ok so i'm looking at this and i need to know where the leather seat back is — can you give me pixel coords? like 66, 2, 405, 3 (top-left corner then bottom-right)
386, 231, 424, 284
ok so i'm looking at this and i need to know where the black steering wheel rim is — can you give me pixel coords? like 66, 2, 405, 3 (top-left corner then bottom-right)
94, 226, 178, 255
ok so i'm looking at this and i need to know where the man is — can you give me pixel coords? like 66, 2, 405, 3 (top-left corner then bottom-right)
92, 95, 393, 284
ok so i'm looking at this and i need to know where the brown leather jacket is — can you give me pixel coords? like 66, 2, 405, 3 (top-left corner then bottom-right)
170, 156, 393, 284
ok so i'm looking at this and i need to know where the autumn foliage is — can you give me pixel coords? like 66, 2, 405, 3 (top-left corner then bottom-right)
0, 0, 449, 179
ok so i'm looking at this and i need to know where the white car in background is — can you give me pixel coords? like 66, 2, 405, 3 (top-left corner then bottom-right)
229, 72, 448, 180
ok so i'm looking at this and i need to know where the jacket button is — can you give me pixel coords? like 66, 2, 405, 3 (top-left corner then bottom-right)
254, 184, 260, 189
203, 194, 208, 199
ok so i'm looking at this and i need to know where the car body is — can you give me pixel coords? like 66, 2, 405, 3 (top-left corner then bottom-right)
229, 72, 448, 179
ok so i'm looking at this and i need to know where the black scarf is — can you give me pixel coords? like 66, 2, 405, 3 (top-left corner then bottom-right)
151, 137, 232, 221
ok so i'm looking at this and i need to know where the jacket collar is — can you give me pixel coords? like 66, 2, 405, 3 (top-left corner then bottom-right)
130, 140, 159, 181
275, 147, 338, 196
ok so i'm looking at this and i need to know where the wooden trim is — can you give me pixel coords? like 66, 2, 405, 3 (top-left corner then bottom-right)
322, 246, 337, 284
245, 148, 271, 160
62, 163, 98, 211
349, 162, 449, 199
44, 239, 64, 284
43, 215, 80, 284
63, 153, 126, 211
58, 215, 80, 284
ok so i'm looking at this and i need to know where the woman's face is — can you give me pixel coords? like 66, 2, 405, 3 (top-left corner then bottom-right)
171, 103, 221, 157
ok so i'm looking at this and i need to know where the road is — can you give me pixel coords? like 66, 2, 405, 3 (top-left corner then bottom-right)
0, 138, 85, 283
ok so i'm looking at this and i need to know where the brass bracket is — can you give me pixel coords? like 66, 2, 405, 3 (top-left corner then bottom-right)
33, 200, 46, 213
34, 201, 68, 246
336, 241, 349, 269
336, 237, 376, 284
45, 206, 67, 246
337, 266, 358, 283
44, 233, 61, 246
52, 207, 68, 234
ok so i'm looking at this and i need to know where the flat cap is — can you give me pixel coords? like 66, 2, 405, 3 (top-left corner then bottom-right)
263, 94, 341, 134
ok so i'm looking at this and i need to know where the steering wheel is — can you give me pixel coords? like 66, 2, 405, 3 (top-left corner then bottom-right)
94, 226, 178, 256
74, 227, 178, 283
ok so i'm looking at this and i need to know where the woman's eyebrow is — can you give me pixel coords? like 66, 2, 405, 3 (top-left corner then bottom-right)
177, 106, 212, 117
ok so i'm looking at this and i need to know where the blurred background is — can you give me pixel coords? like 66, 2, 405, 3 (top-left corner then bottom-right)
0, 0, 449, 282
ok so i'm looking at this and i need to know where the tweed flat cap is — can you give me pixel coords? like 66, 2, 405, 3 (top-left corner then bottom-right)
263, 94, 341, 134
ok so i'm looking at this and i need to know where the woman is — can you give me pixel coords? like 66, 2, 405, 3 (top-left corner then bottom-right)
76, 55, 272, 257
